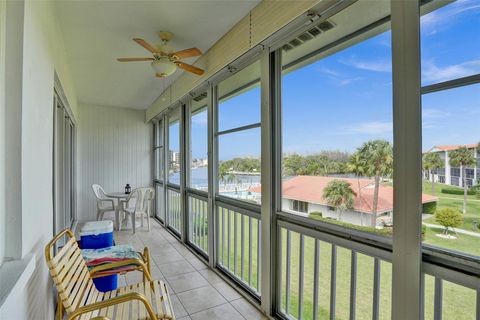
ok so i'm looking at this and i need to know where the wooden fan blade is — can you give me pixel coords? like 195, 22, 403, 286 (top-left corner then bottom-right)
117, 57, 154, 62
133, 38, 158, 53
175, 62, 204, 75
170, 48, 202, 60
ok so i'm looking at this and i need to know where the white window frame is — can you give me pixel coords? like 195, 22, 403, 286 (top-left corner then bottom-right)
53, 78, 77, 244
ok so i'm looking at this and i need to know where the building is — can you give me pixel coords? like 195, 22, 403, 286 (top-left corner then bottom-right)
424, 144, 480, 187
251, 176, 438, 227
168, 150, 180, 169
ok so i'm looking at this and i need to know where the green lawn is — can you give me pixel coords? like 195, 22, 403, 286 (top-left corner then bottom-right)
423, 226, 480, 256
168, 188, 478, 319
422, 181, 480, 232
279, 228, 476, 320
196, 213, 477, 320
422, 180, 478, 201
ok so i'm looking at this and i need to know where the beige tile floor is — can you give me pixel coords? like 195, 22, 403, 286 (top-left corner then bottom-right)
113, 220, 268, 320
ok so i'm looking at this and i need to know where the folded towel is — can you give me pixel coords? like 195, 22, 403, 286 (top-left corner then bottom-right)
82, 244, 143, 276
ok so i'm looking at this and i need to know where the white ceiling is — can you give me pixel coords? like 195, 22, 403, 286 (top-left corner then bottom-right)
55, 0, 260, 110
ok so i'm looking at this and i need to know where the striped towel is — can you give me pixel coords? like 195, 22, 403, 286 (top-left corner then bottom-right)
82, 244, 143, 276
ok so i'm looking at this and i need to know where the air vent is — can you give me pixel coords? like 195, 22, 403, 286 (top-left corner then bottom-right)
308, 26, 321, 37
317, 20, 335, 32
193, 92, 207, 102
298, 32, 314, 42
282, 43, 294, 51
282, 19, 335, 52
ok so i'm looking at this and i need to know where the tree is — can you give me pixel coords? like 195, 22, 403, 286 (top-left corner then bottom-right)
347, 153, 367, 226
354, 140, 393, 227
449, 146, 476, 214
323, 180, 356, 221
423, 152, 443, 195
435, 208, 463, 237
283, 152, 350, 176
219, 165, 228, 186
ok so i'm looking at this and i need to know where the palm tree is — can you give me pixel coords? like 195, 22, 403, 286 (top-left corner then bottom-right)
219, 164, 232, 188
323, 180, 356, 221
423, 152, 443, 195
449, 146, 476, 214
347, 153, 366, 225
355, 140, 393, 227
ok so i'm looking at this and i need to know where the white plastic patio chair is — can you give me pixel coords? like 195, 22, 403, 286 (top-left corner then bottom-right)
91, 184, 115, 221
120, 187, 154, 233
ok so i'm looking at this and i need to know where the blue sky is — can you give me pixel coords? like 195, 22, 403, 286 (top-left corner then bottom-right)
186, 0, 479, 160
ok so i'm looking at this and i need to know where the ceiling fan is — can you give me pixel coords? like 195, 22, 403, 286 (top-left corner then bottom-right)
117, 31, 205, 78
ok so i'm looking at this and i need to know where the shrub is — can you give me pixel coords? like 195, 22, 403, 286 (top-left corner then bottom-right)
435, 208, 463, 234
422, 224, 427, 239
441, 188, 476, 196
309, 211, 323, 219
471, 184, 480, 199
309, 212, 392, 237
422, 202, 437, 214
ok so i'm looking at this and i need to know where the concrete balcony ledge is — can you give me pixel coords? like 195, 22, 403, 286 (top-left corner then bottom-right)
0, 253, 36, 314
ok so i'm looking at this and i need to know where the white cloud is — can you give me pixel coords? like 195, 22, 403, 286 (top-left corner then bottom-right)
317, 66, 364, 86
422, 108, 450, 119
422, 121, 438, 129
340, 57, 391, 73
332, 121, 393, 135
421, 0, 480, 35
319, 66, 341, 77
422, 60, 480, 83
192, 111, 207, 125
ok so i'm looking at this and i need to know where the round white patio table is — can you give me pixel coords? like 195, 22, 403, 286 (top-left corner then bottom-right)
105, 192, 129, 230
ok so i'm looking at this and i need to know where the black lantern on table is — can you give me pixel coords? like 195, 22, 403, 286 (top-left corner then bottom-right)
125, 184, 131, 194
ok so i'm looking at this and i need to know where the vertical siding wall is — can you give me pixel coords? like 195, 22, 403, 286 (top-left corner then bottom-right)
78, 104, 152, 222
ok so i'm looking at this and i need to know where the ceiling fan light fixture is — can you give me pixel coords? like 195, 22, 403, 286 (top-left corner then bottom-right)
151, 58, 177, 77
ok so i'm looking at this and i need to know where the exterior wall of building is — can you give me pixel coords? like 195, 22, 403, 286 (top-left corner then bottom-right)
425, 147, 479, 188
283, 198, 377, 227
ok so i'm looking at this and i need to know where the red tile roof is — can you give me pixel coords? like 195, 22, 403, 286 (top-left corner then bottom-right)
434, 144, 478, 151
249, 176, 437, 214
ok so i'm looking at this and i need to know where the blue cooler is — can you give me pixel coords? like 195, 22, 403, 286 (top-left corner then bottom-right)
80, 220, 114, 249
80, 220, 117, 292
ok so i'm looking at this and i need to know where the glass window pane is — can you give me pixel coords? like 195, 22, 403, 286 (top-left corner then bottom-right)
218, 61, 261, 132
218, 127, 261, 204
421, 0, 480, 86
154, 121, 159, 148
190, 99, 208, 191
168, 108, 180, 185
154, 119, 165, 182
155, 183, 165, 222
281, 3, 396, 239
421, 84, 480, 257
154, 147, 164, 181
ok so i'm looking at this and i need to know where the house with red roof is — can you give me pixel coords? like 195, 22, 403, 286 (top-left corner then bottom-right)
425, 144, 479, 187
250, 176, 437, 227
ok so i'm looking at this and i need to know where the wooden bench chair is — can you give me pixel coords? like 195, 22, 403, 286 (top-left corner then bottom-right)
45, 229, 175, 320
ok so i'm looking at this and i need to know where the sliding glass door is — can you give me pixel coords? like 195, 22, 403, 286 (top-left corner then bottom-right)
53, 92, 76, 240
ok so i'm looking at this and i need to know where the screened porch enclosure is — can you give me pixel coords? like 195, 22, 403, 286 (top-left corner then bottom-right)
150, 0, 480, 319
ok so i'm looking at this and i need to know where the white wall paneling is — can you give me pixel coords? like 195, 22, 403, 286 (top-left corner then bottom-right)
77, 104, 152, 222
